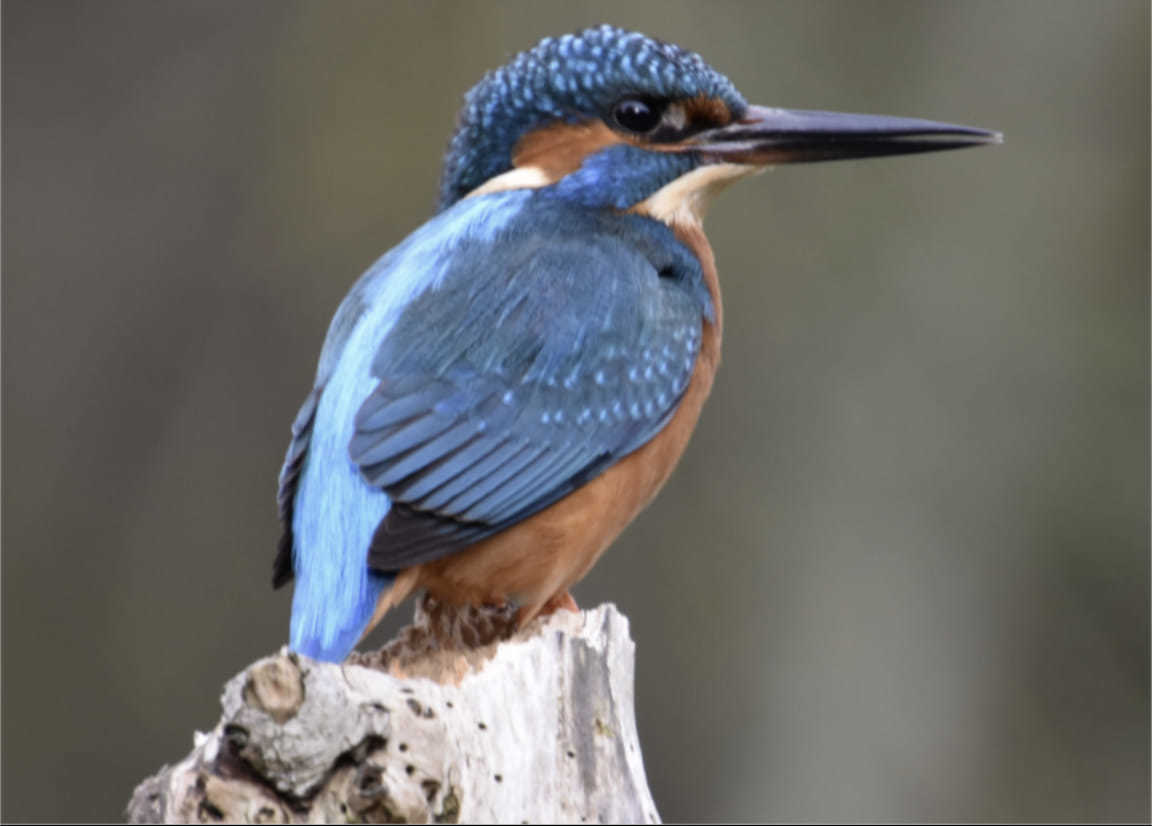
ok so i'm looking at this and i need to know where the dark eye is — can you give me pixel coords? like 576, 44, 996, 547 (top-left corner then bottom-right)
612, 98, 663, 133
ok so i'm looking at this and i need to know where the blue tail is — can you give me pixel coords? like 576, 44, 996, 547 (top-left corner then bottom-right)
290, 567, 392, 662
287, 433, 394, 661
287, 339, 397, 662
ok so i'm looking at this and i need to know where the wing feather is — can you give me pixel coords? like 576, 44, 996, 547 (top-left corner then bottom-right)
275, 203, 712, 581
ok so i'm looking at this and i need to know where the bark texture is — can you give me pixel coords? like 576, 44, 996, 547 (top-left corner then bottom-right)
126, 604, 659, 824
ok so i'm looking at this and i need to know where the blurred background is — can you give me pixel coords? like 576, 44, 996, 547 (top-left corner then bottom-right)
3, 1, 1148, 821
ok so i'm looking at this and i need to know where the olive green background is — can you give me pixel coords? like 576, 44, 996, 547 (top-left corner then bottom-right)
4, 1, 1148, 821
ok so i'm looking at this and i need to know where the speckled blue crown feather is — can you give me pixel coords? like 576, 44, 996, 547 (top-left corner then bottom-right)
438, 25, 748, 210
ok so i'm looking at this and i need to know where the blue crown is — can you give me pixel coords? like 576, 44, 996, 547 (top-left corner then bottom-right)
438, 25, 747, 210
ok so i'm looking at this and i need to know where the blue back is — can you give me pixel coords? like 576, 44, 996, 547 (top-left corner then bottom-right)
280, 193, 531, 660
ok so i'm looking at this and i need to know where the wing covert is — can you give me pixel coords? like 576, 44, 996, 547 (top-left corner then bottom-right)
348, 209, 710, 572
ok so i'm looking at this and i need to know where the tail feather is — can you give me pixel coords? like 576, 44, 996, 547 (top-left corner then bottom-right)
289, 568, 393, 662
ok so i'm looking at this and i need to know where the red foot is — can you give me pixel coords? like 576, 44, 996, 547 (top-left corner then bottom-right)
514, 590, 580, 629
540, 590, 579, 616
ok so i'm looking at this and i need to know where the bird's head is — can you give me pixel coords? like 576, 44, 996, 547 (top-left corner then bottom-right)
438, 25, 998, 225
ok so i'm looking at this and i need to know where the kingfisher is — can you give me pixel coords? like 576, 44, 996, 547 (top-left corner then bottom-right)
272, 25, 998, 662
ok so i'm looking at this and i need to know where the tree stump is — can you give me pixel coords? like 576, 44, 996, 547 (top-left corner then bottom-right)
126, 603, 660, 824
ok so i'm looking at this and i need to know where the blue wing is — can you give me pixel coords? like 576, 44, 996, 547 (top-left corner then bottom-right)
352, 223, 708, 570
275, 192, 711, 659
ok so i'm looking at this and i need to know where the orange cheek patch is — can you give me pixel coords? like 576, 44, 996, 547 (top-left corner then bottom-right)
469, 96, 738, 200
511, 120, 627, 178
681, 94, 733, 127
507, 95, 734, 177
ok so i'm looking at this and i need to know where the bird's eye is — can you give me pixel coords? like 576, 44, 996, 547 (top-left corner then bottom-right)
611, 98, 663, 133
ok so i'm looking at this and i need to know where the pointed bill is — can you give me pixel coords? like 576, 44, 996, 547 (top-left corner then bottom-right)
691, 105, 1001, 165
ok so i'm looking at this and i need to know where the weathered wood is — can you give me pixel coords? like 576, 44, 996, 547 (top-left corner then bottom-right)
127, 604, 659, 824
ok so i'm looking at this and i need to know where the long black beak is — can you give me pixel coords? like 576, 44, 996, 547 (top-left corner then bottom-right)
694, 105, 1001, 165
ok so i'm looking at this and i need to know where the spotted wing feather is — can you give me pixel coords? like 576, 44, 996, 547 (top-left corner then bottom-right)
352, 218, 708, 573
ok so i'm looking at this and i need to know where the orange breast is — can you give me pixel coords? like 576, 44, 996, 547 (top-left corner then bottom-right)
410, 221, 724, 620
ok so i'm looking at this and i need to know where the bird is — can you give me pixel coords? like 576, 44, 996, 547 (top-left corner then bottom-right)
272, 25, 998, 662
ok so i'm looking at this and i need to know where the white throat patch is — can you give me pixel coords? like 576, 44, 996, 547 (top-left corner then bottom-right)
464, 160, 763, 231
630, 163, 762, 229
464, 165, 555, 199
